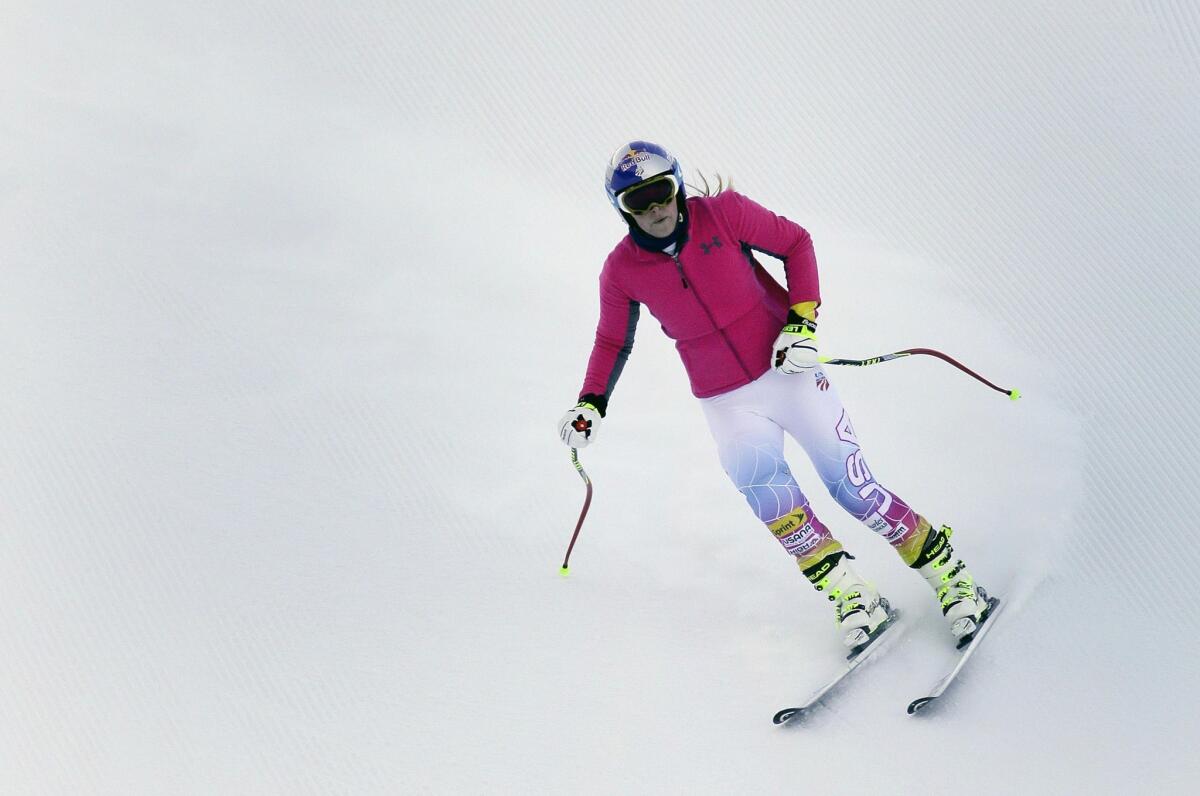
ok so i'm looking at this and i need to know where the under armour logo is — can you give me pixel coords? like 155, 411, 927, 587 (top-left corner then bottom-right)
699, 236, 722, 254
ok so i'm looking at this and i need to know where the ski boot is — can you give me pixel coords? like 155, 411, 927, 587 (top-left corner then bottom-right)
802, 549, 893, 654
909, 524, 994, 646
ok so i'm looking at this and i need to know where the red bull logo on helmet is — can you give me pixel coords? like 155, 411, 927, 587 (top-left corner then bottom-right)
617, 149, 651, 174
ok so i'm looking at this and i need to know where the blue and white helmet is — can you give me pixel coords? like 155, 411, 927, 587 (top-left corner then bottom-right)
604, 140, 685, 216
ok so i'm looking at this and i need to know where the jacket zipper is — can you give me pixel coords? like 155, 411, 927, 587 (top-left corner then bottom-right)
670, 252, 754, 381
672, 257, 689, 288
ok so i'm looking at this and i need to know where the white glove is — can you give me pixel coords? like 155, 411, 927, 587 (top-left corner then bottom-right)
772, 318, 820, 374
558, 402, 603, 448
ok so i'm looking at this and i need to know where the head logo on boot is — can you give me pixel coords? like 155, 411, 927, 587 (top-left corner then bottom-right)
910, 525, 952, 570
802, 550, 846, 586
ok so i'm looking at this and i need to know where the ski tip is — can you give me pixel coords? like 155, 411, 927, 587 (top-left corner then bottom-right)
907, 696, 935, 715
558, 566, 570, 578
773, 707, 804, 725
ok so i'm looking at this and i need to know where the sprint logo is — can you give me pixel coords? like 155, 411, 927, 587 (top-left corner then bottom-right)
769, 507, 809, 538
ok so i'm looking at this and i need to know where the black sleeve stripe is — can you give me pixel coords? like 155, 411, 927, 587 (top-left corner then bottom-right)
604, 300, 640, 398
744, 242, 789, 262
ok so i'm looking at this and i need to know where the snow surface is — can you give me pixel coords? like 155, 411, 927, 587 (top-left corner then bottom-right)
3, 2, 1199, 793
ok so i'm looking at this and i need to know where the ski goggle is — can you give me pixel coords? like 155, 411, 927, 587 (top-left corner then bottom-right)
617, 174, 680, 215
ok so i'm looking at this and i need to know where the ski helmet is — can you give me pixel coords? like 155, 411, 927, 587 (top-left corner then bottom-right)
604, 141, 685, 217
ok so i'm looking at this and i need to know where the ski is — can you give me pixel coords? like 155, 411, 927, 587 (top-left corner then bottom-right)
772, 600, 903, 725
906, 594, 1002, 715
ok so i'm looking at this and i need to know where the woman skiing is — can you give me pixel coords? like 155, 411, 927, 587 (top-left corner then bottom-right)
558, 140, 993, 650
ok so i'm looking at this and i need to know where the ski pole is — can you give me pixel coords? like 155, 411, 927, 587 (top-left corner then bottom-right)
820, 348, 1021, 400
559, 447, 593, 576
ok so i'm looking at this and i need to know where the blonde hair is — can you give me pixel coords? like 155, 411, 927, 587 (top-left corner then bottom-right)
686, 172, 733, 197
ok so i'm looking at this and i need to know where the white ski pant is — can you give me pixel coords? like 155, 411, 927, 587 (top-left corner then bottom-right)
699, 368, 926, 560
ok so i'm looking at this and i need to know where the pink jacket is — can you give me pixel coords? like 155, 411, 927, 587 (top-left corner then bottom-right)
580, 190, 820, 404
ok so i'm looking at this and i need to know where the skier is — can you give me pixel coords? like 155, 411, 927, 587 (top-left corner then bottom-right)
558, 141, 993, 650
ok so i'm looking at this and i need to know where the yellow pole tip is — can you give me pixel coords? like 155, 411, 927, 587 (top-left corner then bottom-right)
1009, 389, 1022, 401
559, 566, 570, 577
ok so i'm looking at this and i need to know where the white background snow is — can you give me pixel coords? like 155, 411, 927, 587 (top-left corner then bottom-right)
3, 1, 1199, 793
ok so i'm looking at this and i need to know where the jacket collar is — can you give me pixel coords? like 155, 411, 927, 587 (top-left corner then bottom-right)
623, 198, 692, 260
